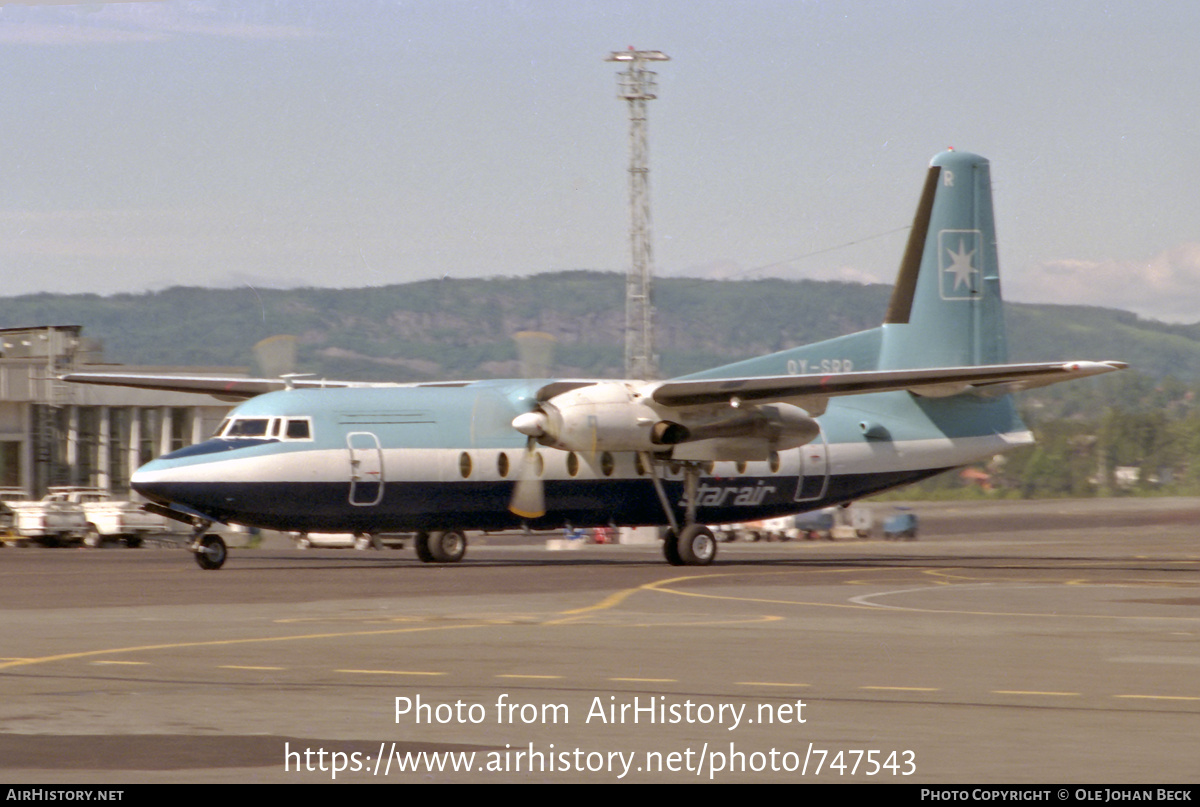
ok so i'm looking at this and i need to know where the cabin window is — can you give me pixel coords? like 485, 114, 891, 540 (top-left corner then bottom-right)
459, 452, 472, 478
768, 451, 781, 473
566, 452, 579, 477
600, 451, 615, 477
634, 454, 647, 476
735, 461, 747, 475
497, 452, 510, 478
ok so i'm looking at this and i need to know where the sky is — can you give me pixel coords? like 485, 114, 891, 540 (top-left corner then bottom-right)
1, 1, 1199, 322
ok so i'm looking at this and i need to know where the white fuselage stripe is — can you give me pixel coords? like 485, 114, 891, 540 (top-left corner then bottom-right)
133, 430, 1033, 486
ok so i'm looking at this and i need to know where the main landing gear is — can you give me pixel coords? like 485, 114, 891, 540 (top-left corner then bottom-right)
414, 530, 467, 564
643, 453, 717, 567
663, 523, 717, 566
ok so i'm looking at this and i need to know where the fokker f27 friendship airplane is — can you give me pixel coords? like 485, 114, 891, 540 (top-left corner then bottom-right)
67, 151, 1125, 570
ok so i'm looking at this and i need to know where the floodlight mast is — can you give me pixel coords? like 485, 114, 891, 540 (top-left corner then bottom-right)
607, 48, 669, 380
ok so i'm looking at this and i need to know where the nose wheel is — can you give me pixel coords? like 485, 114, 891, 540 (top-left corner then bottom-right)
183, 518, 228, 570
192, 533, 227, 570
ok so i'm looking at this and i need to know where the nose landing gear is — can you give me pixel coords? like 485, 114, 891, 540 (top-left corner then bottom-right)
188, 521, 227, 570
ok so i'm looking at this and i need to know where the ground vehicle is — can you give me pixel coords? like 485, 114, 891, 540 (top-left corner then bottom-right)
723, 504, 873, 541
0, 488, 89, 547
0, 489, 27, 545
37, 487, 169, 547
882, 509, 919, 540
831, 504, 875, 540
792, 509, 836, 540
714, 516, 796, 542
290, 532, 407, 550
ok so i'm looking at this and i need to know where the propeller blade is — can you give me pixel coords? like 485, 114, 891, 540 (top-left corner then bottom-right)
513, 331, 556, 379
253, 334, 297, 378
509, 438, 545, 519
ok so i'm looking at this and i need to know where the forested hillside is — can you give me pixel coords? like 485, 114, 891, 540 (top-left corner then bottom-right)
4, 270, 1199, 498
1, 270, 1196, 382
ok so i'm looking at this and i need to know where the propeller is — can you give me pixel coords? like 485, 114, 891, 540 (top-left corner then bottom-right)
506, 333, 557, 519
509, 436, 545, 519
513, 331, 556, 378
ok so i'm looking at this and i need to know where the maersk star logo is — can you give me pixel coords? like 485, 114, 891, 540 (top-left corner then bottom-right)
938, 229, 982, 300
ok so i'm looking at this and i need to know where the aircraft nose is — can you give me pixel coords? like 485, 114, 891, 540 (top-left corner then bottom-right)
130, 459, 171, 504
131, 438, 238, 504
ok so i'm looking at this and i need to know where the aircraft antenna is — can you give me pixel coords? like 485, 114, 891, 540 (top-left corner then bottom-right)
607, 48, 669, 380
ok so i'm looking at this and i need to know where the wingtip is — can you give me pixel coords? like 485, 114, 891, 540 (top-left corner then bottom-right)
1061, 360, 1128, 373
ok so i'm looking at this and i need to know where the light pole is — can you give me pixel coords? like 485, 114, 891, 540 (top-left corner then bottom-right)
607, 48, 669, 380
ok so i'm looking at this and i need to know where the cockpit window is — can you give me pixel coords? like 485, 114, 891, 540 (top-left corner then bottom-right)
215, 416, 311, 440
224, 418, 270, 437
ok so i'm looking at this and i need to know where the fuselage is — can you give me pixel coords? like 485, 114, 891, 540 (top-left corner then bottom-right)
131, 378, 1031, 534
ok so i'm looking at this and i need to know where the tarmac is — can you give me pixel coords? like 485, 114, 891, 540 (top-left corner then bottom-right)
2, 497, 1200, 783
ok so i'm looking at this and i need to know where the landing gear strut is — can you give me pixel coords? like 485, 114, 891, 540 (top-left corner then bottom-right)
644, 453, 717, 567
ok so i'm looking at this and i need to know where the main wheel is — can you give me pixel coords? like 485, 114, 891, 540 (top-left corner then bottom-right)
414, 531, 433, 563
84, 526, 102, 548
662, 528, 683, 566
193, 534, 227, 570
427, 530, 466, 563
677, 524, 717, 566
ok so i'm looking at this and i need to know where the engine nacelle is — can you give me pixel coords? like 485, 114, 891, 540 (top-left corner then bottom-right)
519, 382, 677, 453
513, 382, 820, 457
684, 403, 821, 450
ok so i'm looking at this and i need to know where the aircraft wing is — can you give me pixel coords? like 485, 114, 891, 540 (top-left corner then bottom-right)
650, 360, 1127, 409
60, 372, 366, 401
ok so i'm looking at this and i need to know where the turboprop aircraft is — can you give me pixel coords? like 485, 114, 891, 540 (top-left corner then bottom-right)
66, 150, 1125, 570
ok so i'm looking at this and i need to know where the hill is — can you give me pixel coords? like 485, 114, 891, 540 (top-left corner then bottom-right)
0, 271, 1194, 385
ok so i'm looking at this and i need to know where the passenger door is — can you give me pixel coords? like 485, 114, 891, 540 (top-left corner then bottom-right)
347, 431, 384, 506
794, 430, 830, 503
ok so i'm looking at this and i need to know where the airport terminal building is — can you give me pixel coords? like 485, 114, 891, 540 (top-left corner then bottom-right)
0, 325, 239, 497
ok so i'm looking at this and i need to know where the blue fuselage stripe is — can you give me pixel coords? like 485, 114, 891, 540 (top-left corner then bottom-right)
134, 469, 946, 533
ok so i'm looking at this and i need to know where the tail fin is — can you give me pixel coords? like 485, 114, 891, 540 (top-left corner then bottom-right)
677, 150, 1009, 382
877, 150, 1006, 369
